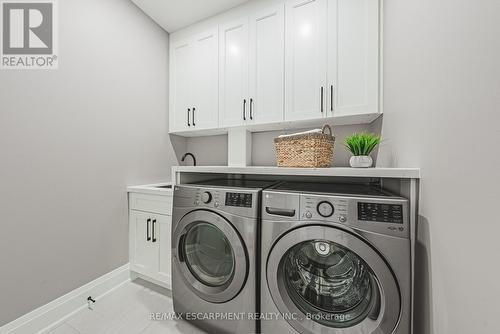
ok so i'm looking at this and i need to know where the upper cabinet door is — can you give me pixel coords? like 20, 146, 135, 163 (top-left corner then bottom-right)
285, 0, 328, 122
170, 40, 193, 132
328, 0, 379, 116
219, 18, 249, 127
191, 28, 219, 130
248, 4, 285, 125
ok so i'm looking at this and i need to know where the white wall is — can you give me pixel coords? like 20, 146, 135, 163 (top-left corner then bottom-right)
377, 0, 500, 333
184, 124, 373, 167
185, 135, 228, 166
0, 0, 180, 326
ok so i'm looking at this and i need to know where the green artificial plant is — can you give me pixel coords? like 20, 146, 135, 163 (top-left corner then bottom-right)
344, 133, 381, 156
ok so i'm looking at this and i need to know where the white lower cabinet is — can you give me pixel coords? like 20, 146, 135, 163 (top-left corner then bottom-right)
156, 217, 172, 283
129, 209, 172, 289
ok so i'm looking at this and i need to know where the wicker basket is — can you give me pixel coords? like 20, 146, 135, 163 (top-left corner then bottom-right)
274, 125, 335, 168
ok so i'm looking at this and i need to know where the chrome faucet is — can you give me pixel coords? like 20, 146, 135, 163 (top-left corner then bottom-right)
181, 152, 196, 166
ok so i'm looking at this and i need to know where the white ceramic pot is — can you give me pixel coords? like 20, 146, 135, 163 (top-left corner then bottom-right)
349, 155, 373, 168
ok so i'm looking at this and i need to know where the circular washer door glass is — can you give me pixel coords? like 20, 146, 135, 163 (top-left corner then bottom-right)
281, 239, 380, 328
184, 222, 235, 287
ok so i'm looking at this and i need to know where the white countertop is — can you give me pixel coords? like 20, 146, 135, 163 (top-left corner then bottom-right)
172, 166, 420, 179
127, 182, 173, 196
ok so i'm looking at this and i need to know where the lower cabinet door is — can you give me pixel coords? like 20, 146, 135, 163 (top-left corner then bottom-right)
129, 211, 157, 276
155, 215, 172, 287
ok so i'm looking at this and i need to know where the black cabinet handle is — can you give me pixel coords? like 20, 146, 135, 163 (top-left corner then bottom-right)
249, 98, 253, 120
187, 108, 191, 126
243, 99, 247, 121
146, 218, 151, 241
178, 234, 186, 262
330, 85, 334, 112
192, 107, 196, 126
320, 87, 324, 113
152, 219, 157, 243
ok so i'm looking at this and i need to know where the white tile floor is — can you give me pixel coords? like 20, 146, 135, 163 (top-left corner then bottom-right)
45, 279, 206, 334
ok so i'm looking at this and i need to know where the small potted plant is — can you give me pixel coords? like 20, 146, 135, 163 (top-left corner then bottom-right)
344, 133, 381, 168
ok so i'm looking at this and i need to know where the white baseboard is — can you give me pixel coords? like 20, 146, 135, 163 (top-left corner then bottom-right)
0, 264, 131, 334
130, 271, 172, 291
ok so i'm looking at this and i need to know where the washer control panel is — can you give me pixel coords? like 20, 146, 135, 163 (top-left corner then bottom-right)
300, 195, 348, 223
297, 193, 409, 237
358, 202, 404, 224
263, 188, 409, 237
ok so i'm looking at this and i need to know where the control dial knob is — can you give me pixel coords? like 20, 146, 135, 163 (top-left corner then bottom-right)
201, 191, 212, 204
317, 201, 334, 217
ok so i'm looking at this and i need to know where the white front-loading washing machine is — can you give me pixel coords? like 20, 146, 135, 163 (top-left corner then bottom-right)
260, 182, 411, 334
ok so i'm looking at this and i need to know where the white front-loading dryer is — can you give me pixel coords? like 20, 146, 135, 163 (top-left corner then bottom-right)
260, 182, 411, 334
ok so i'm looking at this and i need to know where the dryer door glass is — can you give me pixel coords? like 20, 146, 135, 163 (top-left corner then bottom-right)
184, 222, 235, 286
281, 239, 380, 328
174, 210, 248, 303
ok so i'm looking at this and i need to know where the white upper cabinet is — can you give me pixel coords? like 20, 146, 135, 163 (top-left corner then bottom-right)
169, 0, 380, 135
191, 29, 219, 130
170, 40, 192, 132
220, 4, 285, 128
248, 4, 285, 125
328, 0, 379, 116
220, 18, 249, 127
284, 0, 328, 122
169, 27, 218, 132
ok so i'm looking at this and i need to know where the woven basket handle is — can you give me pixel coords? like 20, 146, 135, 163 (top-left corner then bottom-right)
322, 124, 332, 135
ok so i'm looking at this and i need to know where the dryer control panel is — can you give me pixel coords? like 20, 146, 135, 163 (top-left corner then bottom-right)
225, 192, 253, 207
174, 185, 260, 219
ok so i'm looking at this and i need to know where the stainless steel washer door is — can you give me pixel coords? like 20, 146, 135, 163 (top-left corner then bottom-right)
266, 225, 400, 334
173, 210, 248, 303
